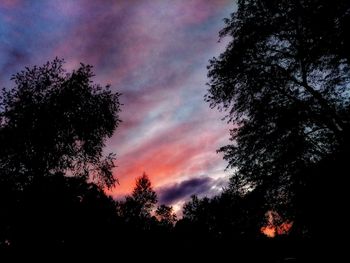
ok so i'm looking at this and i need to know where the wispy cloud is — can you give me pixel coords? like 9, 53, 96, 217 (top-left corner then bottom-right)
0, 0, 234, 200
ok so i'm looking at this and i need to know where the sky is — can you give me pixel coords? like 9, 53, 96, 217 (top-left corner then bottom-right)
0, 0, 235, 209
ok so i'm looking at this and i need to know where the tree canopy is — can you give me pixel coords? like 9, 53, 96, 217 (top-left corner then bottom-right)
131, 173, 158, 217
156, 204, 177, 228
0, 59, 122, 252
118, 173, 158, 230
0, 58, 121, 188
206, 0, 350, 206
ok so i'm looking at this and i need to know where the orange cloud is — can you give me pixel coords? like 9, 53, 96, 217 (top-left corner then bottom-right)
107, 125, 226, 197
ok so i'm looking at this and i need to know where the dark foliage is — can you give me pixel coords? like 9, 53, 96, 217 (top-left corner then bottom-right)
0, 59, 121, 254
206, 0, 350, 237
1, 2, 349, 261
156, 204, 177, 229
117, 173, 177, 233
0, 175, 118, 251
0, 58, 121, 189
117, 173, 157, 229
182, 189, 265, 240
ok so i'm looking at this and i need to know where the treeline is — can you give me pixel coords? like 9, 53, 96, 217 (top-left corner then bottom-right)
2, 0, 350, 261
0, 59, 292, 261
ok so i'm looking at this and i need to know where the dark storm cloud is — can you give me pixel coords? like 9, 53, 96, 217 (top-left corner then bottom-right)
158, 176, 228, 205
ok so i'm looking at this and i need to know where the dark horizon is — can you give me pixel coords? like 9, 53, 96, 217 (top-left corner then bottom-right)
1, 0, 349, 260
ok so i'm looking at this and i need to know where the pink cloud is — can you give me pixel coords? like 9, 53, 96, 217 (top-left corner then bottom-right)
49, 1, 234, 200
1, 0, 234, 201
107, 117, 229, 197
0, 0, 21, 9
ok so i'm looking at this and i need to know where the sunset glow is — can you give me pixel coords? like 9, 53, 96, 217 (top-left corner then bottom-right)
1, 1, 346, 259
0, 0, 233, 205
260, 211, 293, 238
261, 222, 293, 238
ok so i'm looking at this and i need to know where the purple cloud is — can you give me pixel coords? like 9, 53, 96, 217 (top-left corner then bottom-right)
1, 0, 234, 201
157, 176, 228, 205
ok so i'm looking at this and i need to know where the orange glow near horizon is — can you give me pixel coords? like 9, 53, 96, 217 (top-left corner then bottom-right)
261, 222, 293, 238
106, 129, 226, 198
260, 211, 293, 238
261, 225, 276, 238
277, 221, 293, 235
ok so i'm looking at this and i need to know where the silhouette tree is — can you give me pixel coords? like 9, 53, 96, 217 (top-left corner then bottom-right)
118, 173, 157, 232
0, 58, 121, 188
0, 59, 121, 251
155, 204, 177, 228
131, 172, 158, 218
183, 195, 209, 222
206, 0, 350, 210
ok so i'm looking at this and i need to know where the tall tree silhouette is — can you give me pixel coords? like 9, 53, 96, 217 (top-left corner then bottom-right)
0, 59, 121, 251
119, 173, 157, 232
0, 58, 121, 188
206, 0, 350, 210
131, 173, 157, 217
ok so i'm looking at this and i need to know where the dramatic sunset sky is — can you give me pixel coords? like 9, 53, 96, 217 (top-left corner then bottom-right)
0, 0, 234, 209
